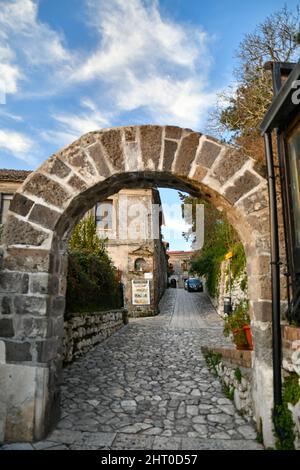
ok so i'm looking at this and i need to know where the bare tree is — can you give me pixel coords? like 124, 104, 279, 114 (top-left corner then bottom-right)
208, 5, 300, 165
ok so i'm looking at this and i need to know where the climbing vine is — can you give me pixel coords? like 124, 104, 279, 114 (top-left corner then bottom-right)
274, 372, 300, 450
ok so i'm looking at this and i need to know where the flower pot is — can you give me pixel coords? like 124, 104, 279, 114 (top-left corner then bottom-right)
232, 327, 250, 350
243, 325, 253, 350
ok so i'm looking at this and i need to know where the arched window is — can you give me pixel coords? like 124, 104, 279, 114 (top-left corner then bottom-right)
134, 258, 146, 272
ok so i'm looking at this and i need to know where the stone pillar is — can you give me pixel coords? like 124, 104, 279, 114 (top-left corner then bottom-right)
0, 246, 63, 441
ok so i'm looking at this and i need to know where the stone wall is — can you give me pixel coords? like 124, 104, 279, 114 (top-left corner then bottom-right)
202, 346, 253, 421
209, 259, 248, 318
63, 309, 128, 363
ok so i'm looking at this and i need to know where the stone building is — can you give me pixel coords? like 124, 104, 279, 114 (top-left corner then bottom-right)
0, 170, 31, 225
0, 170, 168, 317
168, 250, 194, 288
92, 188, 168, 317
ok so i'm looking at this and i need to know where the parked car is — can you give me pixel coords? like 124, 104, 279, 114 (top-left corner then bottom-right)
187, 278, 203, 292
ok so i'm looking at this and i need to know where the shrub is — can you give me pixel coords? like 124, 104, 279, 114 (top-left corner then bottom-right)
66, 216, 122, 316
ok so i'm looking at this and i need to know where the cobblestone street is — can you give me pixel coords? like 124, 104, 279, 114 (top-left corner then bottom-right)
1, 289, 262, 450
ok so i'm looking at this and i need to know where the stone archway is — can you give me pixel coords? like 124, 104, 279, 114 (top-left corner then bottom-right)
0, 125, 276, 444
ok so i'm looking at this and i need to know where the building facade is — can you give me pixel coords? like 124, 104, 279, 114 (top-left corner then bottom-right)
0, 170, 168, 317
167, 250, 194, 288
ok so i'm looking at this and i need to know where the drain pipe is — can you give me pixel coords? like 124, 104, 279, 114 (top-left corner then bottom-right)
264, 132, 282, 407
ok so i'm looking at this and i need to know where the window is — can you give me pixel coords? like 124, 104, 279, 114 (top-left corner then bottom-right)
0, 194, 13, 224
96, 201, 113, 230
134, 258, 146, 272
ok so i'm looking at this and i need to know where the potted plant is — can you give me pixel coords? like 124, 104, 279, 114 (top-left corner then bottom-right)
223, 300, 253, 350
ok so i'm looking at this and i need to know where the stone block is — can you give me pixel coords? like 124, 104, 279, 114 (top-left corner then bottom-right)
0, 318, 14, 337
51, 296, 66, 317
213, 148, 247, 184
248, 255, 271, 276
43, 157, 71, 178
87, 142, 111, 177
29, 274, 50, 294
249, 275, 272, 300
29, 204, 61, 230
175, 132, 200, 175
9, 193, 34, 217
124, 141, 140, 171
237, 187, 269, 214
5, 340, 32, 362
140, 125, 162, 169
14, 316, 49, 339
1, 296, 13, 315
251, 301, 272, 322
252, 324, 272, 364
165, 125, 182, 140
49, 317, 64, 338
14, 295, 48, 316
247, 211, 270, 235
196, 139, 221, 168
78, 132, 97, 147
124, 127, 137, 142
283, 325, 300, 342
3, 216, 50, 246
0, 272, 29, 293
192, 166, 207, 182
101, 129, 124, 171
35, 339, 59, 363
23, 173, 69, 208
163, 139, 178, 171
3, 248, 52, 272
67, 175, 88, 191
224, 171, 260, 204
61, 146, 97, 180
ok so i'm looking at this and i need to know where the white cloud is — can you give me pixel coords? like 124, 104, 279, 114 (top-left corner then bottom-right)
41, 99, 110, 147
0, 128, 36, 162
0, 0, 72, 95
1, 0, 218, 152
66, 0, 216, 129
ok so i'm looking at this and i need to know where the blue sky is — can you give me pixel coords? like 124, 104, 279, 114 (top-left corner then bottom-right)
0, 0, 298, 249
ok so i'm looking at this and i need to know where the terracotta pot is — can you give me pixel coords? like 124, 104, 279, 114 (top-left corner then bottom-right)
232, 327, 251, 350
243, 325, 253, 350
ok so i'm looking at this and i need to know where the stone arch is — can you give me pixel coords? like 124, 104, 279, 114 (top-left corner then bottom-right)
0, 125, 275, 444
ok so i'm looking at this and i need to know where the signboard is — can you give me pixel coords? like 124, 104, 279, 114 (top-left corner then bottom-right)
144, 272, 153, 280
132, 280, 150, 305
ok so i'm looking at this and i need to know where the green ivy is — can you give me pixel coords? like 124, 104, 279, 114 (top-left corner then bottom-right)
274, 373, 300, 450
283, 372, 300, 405
240, 276, 248, 292
231, 242, 246, 280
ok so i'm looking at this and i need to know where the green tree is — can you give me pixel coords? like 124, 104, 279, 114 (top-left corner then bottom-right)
69, 215, 107, 256
66, 216, 120, 314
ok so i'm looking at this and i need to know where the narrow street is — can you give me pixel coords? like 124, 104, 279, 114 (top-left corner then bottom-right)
2, 289, 262, 450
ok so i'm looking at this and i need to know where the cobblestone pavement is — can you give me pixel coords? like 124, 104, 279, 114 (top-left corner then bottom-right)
1, 289, 262, 450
